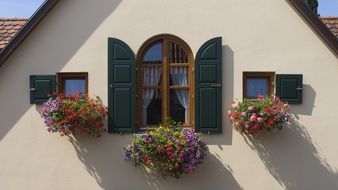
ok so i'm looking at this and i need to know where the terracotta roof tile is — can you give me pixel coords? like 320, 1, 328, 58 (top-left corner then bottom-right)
0, 18, 27, 49
320, 17, 338, 39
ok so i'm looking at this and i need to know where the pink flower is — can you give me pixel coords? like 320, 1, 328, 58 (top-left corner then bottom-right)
258, 95, 265, 100
250, 114, 257, 121
248, 106, 254, 111
274, 96, 280, 101
244, 123, 250, 129
257, 117, 263, 123
231, 101, 238, 108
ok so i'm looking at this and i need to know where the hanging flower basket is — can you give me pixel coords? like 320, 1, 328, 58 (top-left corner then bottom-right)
40, 94, 108, 137
124, 120, 208, 178
228, 96, 291, 136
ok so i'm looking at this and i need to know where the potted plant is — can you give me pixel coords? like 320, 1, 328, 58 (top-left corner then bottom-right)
228, 96, 291, 136
40, 94, 107, 137
124, 120, 208, 178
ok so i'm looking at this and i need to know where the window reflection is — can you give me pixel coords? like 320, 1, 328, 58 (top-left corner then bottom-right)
246, 78, 268, 98
64, 79, 85, 96
143, 42, 163, 63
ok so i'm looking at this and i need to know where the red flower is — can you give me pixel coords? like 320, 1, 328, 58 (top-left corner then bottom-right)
175, 163, 180, 169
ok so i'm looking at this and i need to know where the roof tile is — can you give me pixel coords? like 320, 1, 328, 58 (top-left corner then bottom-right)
320, 17, 338, 39
0, 18, 27, 50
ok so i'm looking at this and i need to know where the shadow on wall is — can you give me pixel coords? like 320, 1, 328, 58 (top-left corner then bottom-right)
69, 134, 242, 190
245, 119, 338, 190
290, 84, 316, 117
0, 0, 122, 141
206, 45, 234, 146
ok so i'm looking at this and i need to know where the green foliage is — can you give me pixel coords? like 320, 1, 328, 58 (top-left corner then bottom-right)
305, 0, 319, 15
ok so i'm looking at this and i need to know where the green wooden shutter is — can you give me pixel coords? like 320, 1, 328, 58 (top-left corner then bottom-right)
30, 75, 56, 104
195, 37, 222, 133
108, 38, 136, 133
276, 74, 303, 104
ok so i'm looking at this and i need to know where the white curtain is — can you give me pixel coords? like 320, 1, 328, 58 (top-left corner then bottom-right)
143, 67, 162, 125
170, 67, 189, 123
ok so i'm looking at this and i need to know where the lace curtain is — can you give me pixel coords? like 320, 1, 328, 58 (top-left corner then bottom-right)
170, 67, 189, 123
143, 67, 162, 125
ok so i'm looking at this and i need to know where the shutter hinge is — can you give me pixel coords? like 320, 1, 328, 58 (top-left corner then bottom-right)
192, 67, 195, 72
136, 67, 139, 71
192, 94, 194, 98
30, 88, 36, 91
109, 84, 113, 88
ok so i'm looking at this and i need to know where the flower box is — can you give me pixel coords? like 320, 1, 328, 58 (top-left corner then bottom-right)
124, 120, 208, 178
40, 94, 107, 137
228, 96, 291, 136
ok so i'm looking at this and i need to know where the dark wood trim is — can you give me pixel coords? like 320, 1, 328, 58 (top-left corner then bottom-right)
136, 34, 194, 129
287, 0, 338, 58
56, 72, 88, 95
243, 72, 275, 99
0, 0, 60, 67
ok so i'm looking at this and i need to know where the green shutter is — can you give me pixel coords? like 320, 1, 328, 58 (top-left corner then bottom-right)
30, 75, 56, 104
108, 38, 136, 133
195, 37, 222, 133
276, 74, 303, 104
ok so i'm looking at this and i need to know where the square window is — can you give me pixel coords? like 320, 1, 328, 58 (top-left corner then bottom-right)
57, 72, 88, 97
243, 72, 274, 99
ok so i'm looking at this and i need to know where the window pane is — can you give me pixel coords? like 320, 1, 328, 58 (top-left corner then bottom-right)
246, 78, 269, 98
143, 89, 162, 125
170, 89, 189, 125
143, 42, 162, 63
169, 42, 188, 63
143, 66, 162, 87
169, 66, 188, 86
64, 79, 85, 96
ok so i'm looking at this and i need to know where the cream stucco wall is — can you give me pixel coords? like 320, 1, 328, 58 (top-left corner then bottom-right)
0, 0, 338, 189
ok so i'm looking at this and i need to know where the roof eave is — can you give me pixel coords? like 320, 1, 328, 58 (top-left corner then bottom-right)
287, 0, 338, 58
0, 0, 59, 67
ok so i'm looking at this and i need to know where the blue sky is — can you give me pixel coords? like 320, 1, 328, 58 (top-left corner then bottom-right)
0, 0, 337, 18
0, 0, 45, 18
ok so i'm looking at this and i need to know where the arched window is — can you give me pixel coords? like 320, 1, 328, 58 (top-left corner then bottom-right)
136, 34, 194, 129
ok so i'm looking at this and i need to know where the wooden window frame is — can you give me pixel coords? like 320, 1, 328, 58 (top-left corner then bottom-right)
243, 72, 275, 99
136, 34, 195, 130
57, 72, 88, 95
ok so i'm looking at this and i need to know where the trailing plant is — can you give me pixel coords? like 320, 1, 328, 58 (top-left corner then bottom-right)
124, 120, 208, 178
40, 94, 108, 137
228, 96, 291, 136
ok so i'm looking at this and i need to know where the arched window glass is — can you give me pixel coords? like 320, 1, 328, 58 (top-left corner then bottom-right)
137, 35, 194, 128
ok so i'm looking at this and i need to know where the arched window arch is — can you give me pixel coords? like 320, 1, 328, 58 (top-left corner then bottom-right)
136, 34, 194, 129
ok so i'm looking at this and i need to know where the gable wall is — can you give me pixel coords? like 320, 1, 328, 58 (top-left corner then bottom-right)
0, 0, 337, 189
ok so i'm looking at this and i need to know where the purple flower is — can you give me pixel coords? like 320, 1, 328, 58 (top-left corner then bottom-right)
125, 149, 132, 160
168, 135, 174, 142
134, 146, 140, 153
44, 116, 53, 126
